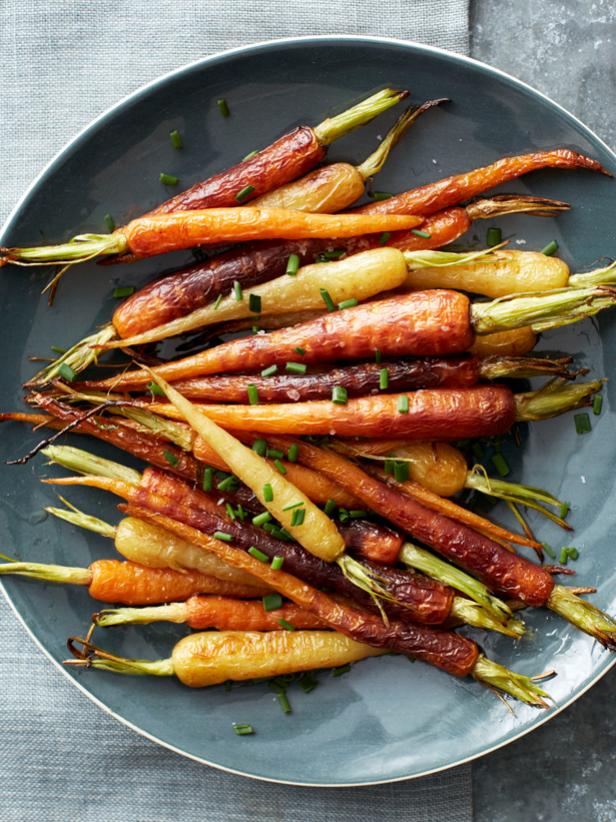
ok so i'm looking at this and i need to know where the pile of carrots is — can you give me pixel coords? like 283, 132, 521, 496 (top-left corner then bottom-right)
2, 86, 616, 727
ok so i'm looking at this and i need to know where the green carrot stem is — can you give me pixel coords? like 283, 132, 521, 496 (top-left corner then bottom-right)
547, 585, 616, 649
42, 444, 141, 485
464, 194, 570, 220
45, 503, 117, 539
313, 88, 407, 146
0, 561, 91, 586
26, 324, 117, 387
478, 355, 577, 381
356, 99, 445, 179
94, 602, 187, 627
399, 542, 513, 622
471, 655, 550, 707
568, 261, 616, 288
0, 233, 127, 268
471, 285, 616, 334
514, 379, 602, 422
336, 554, 396, 619
113, 407, 193, 451
450, 597, 526, 638
403, 245, 502, 270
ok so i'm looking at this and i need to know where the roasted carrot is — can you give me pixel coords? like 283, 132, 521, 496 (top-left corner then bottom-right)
356, 148, 609, 216
340, 520, 403, 565
86, 286, 616, 391
94, 595, 327, 630
469, 327, 537, 357
0, 558, 262, 604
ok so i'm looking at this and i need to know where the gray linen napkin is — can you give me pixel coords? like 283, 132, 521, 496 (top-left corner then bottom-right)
0, 3, 472, 820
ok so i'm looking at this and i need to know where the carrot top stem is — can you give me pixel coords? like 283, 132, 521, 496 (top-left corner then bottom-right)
94, 602, 186, 627
514, 379, 602, 422
27, 324, 116, 387
465, 194, 570, 220
1, 232, 127, 267
568, 260, 616, 288
313, 88, 407, 146
547, 586, 616, 649
0, 561, 91, 586
450, 597, 525, 638
478, 354, 578, 381
66, 637, 174, 676
471, 655, 550, 708
45, 503, 117, 540
42, 444, 141, 485
402, 245, 501, 270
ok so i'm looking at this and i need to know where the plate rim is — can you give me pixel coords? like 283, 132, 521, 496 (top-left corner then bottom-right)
2, 33, 615, 788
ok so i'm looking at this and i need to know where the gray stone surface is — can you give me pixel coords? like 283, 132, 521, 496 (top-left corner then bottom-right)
470, 2, 616, 819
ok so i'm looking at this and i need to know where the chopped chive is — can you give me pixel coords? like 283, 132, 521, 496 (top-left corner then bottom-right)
486, 227, 502, 247
202, 467, 214, 492
332, 385, 348, 405
246, 384, 259, 405
374, 348, 382, 363
320, 288, 336, 312
271, 556, 284, 571
294, 346, 305, 356
278, 617, 295, 631
299, 672, 318, 693
235, 184, 255, 203
58, 363, 76, 382
235, 504, 246, 522
567, 547, 579, 560
232, 280, 243, 301
263, 593, 283, 612
232, 723, 254, 735
324, 499, 337, 516
320, 248, 345, 261
266, 448, 284, 459
471, 442, 484, 461
286, 254, 300, 276
394, 461, 409, 483
559, 501, 570, 519
384, 458, 395, 475
263, 483, 274, 502
274, 459, 287, 475
243, 149, 258, 161
282, 500, 304, 511
217, 98, 230, 117
162, 449, 179, 467
213, 293, 224, 310
397, 395, 409, 414
252, 438, 267, 457
379, 367, 389, 390
159, 172, 179, 186
542, 542, 556, 560
349, 509, 368, 519
225, 502, 237, 521
331, 664, 352, 677
338, 297, 358, 310
50, 345, 67, 355
593, 394, 603, 416
252, 512, 272, 527
169, 129, 183, 149
491, 453, 510, 477
213, 531, 233, 542
369, 191, 392, 201
248, 293, 261, 314
411, 228, 432, 239
103, 213, 116, 232
291, 508, 306, 527
260, 364, 278, 377
541, 240, 559, 256
285, 361, 307, 375
248, 546, 269, 563
379, 232, 391, 246
559, 547, 569, 565
276, 689, 292, 714
147, 381, 166, 397
217, 474, 237, 492
287, 443, 299, 463
574, 412, 591, 435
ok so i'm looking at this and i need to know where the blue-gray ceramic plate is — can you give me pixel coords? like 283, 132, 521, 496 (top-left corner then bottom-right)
1, 36, 616, 786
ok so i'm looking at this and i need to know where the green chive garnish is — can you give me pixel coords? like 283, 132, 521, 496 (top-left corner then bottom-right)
291, 508, 306, 527
411, 229, 432, 239
103, 213, 116, 232
233, 280, 243, 301
202, 467, 214, 492
266, 448, 284, 459
278, 618, 295, 631
276, 690, 292, 714
162, 450, 179, 467
486, 227, 502, 247
285, 361, 307, 375
574, 412, 591, 435
263, 483, 273, 502
331, 385, 348, 405
394, 461, 409, 483
263, 593, 283, 612
252, 512, 272, 527
559, 547, 569, 565
271, 556, 284, 571
225, 502, 237, 521
233, 723, 255, 735
320, 288, 336, 312
324, 499, 337, 516
567, 547, 579, 560
274, 459, 287, 475
542, 543, 556, 560
338, 298, 358, 310
320, 249, 345, 261
235, 184, 255, 203
159, 172, 179, 186
294, 346, 305, 355
260, 364, 277, 377
248, 546, 269, 563
213, 531, 233, 543
252, 438, 267, 456
379, 232, 391, 246
384, 458, 395, 475
541, 240, 558, 256
247, 384, 259, 405
559, 501, 570, 519
369, 191, 392, 201
397, 395, 409, 414
593, 394, 603, 415
299, 672, 318, 693
213, 293, 224, 310
491, 453, 510, 477
379, 367, 389, 390
58, 363, 76, 382
338, 508, 350, 523
285, 444, 298, 463
217, 98, 230, 117
349, 509, 368, 519
282, 501, 304, 511
243, 150, 258, 161
147, 381, 166, 397
217, 474, 237, 492
374, 349, 382, 363
112, 286, 135, 299
331, 664, 352, 677
286, 254, 300, 276
169, 129, 183, 149
235, 504, 246, 522
249, 293, 261, 313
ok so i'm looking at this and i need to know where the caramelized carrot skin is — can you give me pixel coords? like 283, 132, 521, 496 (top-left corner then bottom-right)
151, 126, 325, 214
184, 595, 326, 630
357, 148, 608, 216
168, 357, 480, 403
88, 559, 260, 604
341, 520, 403, 565
390, 207, 471, 250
